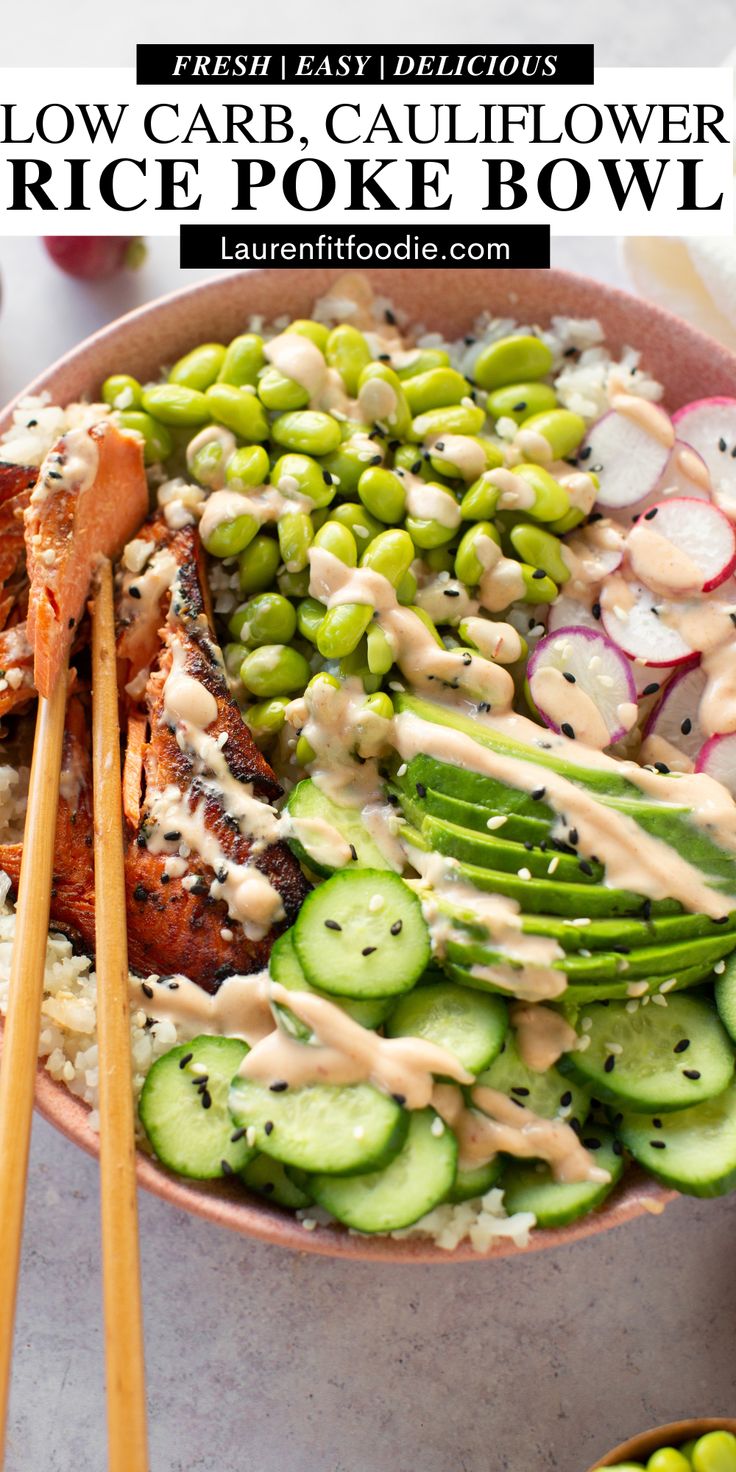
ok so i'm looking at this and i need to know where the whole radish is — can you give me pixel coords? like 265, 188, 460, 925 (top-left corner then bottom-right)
42, 237, 146, 281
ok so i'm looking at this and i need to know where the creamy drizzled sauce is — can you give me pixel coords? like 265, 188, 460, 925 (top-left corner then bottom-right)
488, 467, 536, 512
31, 426, 100, 505
510, 1003, 578, 1072
428, 434, 487, 481
358, 376, 397, 424
403, 477, 462, 530
133, 970, 274, 1044
459, 618, 523, 665
611, 392, 675, 448
531, 666, 612, 749
186, 425, 238, 488
198, 484, 312, 544
627, 524, 704, 598
264, 331, 327, 401
431, 1083, 607, 1183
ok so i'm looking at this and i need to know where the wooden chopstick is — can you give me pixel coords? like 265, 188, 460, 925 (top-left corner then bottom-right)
0, 668, 68, 1463
91, 558, 148, 1472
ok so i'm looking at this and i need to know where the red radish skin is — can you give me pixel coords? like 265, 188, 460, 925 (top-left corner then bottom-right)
642, 660, 705, 770
671, 398, 736, 520
695, 732, 736, 796
527, 624, 637, 748
583, 406, 672, 511
627, 497, 736, 597
43, 237, 146, 281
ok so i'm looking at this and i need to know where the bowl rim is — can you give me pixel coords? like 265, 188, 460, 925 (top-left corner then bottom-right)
2, 262, 734, 1260
587, 1416, 736, 1467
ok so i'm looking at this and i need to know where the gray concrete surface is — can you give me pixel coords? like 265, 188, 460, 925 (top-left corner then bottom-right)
1, 1, 736, 1466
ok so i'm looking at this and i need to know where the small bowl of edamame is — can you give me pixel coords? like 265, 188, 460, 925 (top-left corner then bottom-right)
588, 1419, 736, 1471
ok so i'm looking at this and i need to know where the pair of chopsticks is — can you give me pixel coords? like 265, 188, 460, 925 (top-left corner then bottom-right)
0, 562, 148, 1470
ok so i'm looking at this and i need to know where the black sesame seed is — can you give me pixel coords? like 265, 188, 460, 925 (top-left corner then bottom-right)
141, 982, 154, 1000
587, 511, 603, 524
68, 616, 75, 629
642, 682, 660, 697
512, 402, 527, 413
653, 1118, 663, 1128
230, 1127, 246, 1143
322, 470, 332, 485
563, 672, 576, 684
133, 884, 148, 903
390, 919, 403, 935
136, 832, 148, 849
261, 1181, 275, 1194
654, 762, 670, 774
128, 584, 141, 600
478, 702, 490, 713
523, 841, 533, 852
673, 1039, 690, 1053
201, 1091, 212, 1110
644, 507, 658, 520
386, 793, 399, 806
579, 860, 593, 877
532, 568, 546, 580
680, 718, 692, 735
362, 946, 376, 956
683, 1068, 701, 1080
583, 1137, 602, 1150
264, 1120, 274, 1135
221, 1159, 235, 1177
444, 588, 461, 599
569, 827, 579, 846
719, 437, 728, 452
416, 782, 427, 798
570, 1117, 582, 1136
378, 352, 391, 362
324, 919, 342, 931
269, 1080, 289, 1093
612, 1140, 623, 1156
560, 1091, 573, 1107
561, 723, 575, 740
370, 454, 382, 466
392, 1092, 406, 1106
160, 873, 170, 885
435, 441, 445, 452
579, 445, 592, 461
563, 345, 578, 358
411, 460, 422, 474
591, 602, 601, 621
604, 1055, 616, 1073
511, 1086, 530, 1097
531, 787, 546, 801
384, 308, 397, 325
641, 899, 652, 921
349, 844, 358, 862
650, 1139, 666, 1150
178, 1052, 193, 1069
163, 831, 181, 842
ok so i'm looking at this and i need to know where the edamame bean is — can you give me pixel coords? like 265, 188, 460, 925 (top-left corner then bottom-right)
257, 366, 310, 412
364, 691, 394, 722
396, 568, 418, 605
394, 348, 450, 380
486, 380, 558, 425
509, 524, 570, 585
404, 368, 471, 415
692, 1432, 736, 1472
521, 408, 586, 460
358, 363, 412, 437
115, 410, 173, 466
217, 333, 265, 388
223, 642, 248, 679
271, 411, 342, 456
278, 511, 314, 573
316, 603, 373, 661
306, 671, 341, 696
169, 342, 226, 392
286, 319, 330, 353
329, 502, 383, 548
231, 593, 297, 647
455, 521, 500, 586
411, 402, 485, 441
367, 623, 394, 675
296, 734, 316, 766
278, 568, 311, 598
225, 444, 270, 489
271, 453, 336, 509
238, 534, 281, 594
547, 506, 586, 535
297, 597, 326, 644
428, 435, 503, 481
313, 519, 358, 567
202, 509, 260, 559
460, 472, 502, 521
142, 384, 212, 427
326, 324, 372, 396
679, 1444, 698, 1464
473, 333, 553, 391
206, 383, 270, 442
425, 547, 456, 574
505, 464, 571, 523
406, 490, 460, 550
519, 563, 558, 602
102, 373, 142, 411
358, 466, 407, 525
362, 528, 415, 586
647, 1452, 691, 1472
245, 696, 291, 742
393, 443, 440, 485
240, 645, 311, 698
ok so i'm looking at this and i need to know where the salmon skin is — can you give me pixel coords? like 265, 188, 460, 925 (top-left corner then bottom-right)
0, 462, 36, 635
25, 420, 148, 699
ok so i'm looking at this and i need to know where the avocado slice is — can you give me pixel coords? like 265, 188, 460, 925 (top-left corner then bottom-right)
444, 930, 736, 983
445, 958, 716, 1005
420, 813, 602, 886
521, 910, 736, 953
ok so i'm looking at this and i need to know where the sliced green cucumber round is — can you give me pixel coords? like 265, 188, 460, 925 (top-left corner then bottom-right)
617, 1083, 736, 1197
270, 929, 394, 1035
501, 1130, 623, 1227
309, 1108, 458, 1232
228, 1076, 408, 1175
239, 1153, 314, 1210
559, 996, 735, 1112
285, 779, 394, 876
386, 981, 507, 1075
446, 1157, 504, 1204
139, 1035, 255, 1180
294, 870, 430, 999
477, 1032, 591, 1127
715, 950, 736, 1045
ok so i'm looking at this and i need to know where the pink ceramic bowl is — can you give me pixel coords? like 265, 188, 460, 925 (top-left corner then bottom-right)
4, 266, 736, 1260
587, 1417, 736, 1468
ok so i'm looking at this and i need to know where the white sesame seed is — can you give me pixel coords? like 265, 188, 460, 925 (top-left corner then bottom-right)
547, 856, 559, 875
576, 1035, 591, 1052
430, 1117, 445, 1137
353, 1125, 365, 1140
627, 981, 649, 997
604, 1042, 624, 1055
579, 948, 592, 958
581, 1017, 593, 1032
714, 960, 726, 975
659, 978, 677, 993
217, 731, 228, 748
517, 867, 532, 881
397, 763, 408, 777
651, 994, 668, 1007
589, 655, 602, 671
246, 1127, 257, 1148
625, 1000, 640, 1014
191, 1062, 208, 1076
220, 927, 234, 942
613, 605, 629, 621
486, 815, 508, 830
301, 1217, 317, 1231
389, 681, 405, 693
368, 894, 385, 913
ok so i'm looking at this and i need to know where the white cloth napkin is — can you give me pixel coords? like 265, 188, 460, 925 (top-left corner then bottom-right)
622, 51, 736, 351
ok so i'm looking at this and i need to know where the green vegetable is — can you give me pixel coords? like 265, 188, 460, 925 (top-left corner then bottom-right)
297, 597, 327, 643
201, 510, 259, 559
271, 452, 336, 509
278, 511, 314, 573
454, 521, 499, 586
271, 411, 342, 456
240, 644, 311, 698
141, 383, 211, 427
412, 402, 485, 441
509, 524, 570, 585
486, 380, 558, 424
258, 365, 310, 411
102, 373, 142, 411
231, 592, 297, 647
404, 367, 471, 415
115, 410, 173, 465
237, 534, 281, 594
217, 333, 265, 388
358, 466, 407, 525
245, 696, 291, 741
286, 318, 330, 352
169, 342, 226, 391
326, 323, 372, 395
225, 445, 270, 489
522, 408, 586, 459
205, 383, 270, 441
473, 333, 553, 391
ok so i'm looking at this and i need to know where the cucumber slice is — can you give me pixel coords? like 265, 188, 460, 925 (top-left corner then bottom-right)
270, 930, 394, 1035
715, 949, 736, 1044
294, 870, 430, 999
446, 1157, 504, 1203
501, 1130, 623, 1227
139, 1035, 255, 1180
309, 1108, 458, 1232
386, 981, 507, 1075
477, 1032, 591, 1126
559, 996, 735, 1112
239, 1153, 314, 1210
228, 1076, 408, 1174
617, 1083, 736, 1197
286, 779, 394, 876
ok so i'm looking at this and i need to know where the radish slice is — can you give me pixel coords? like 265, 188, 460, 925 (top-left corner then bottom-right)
607, 441, 711, 526
627, 497, 736, 597
695, 732, 736, 796
642, 661, 706, 770
600, 579, 695, 667
671, 398, 736, 520
527, 625, 638, 748
581, 407, 672, 510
